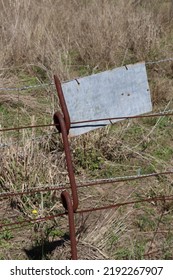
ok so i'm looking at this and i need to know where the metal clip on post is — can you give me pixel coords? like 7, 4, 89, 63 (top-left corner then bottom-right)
53, 75, 78, 259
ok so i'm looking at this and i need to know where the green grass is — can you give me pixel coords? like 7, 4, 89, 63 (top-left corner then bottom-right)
0, 229, 14, 242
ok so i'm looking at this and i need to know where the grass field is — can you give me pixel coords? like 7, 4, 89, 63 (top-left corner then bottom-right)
0, 0, 173, 259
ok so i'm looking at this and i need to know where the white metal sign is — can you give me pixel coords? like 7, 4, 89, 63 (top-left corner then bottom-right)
62, 62, 152, 136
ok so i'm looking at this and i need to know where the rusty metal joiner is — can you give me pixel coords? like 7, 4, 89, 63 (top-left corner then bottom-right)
54, 111, 78, 212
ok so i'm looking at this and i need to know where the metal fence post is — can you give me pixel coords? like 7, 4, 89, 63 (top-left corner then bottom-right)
53, 75, 78, 259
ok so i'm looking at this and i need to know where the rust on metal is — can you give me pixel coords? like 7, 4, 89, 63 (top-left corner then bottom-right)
53, 76, 78, 259
53, 111, 78, 212
1, 195, 173, 231
53, 75, 78, 211
0, 212, 66, 229
54, 75, 70, 133
76, 195, 173, 215
61, 190, 77, 260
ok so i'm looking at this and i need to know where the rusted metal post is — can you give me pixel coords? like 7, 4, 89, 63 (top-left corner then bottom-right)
61, 190, 77, 260
54, 75, 70, 133
53, 76, 78, 259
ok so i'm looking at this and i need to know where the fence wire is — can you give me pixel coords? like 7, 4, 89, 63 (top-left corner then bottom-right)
0, 110, 173, 134
0, 57, 173, 92
0, 170, 173, 198
1, 194, 173, 231
1, 57, 173, 259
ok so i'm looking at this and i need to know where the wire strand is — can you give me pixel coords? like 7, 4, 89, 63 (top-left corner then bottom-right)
1, 110, 173, 133
0, 131, 59, 149
0, 57, 173, 92
0, 170, 172, 198
1, 194, 173, 231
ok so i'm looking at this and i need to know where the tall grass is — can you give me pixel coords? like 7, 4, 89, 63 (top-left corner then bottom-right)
0, 0, 173, 80
1, 0, 173, 260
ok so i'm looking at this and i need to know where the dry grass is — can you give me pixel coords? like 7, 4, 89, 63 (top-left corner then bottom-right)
1, 111, 173, 259
0, 94, 47, 111
0, 0, 173, 260
0, 0, 173, 79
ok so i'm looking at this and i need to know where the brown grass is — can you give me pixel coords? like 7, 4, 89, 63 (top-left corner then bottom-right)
0, 94, 47, 111
1, 0, 173, 260
0, 0, 173, 80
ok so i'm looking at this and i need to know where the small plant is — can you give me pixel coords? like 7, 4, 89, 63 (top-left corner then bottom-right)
154, 146, 173, 161
0, 229, 14, 242
114, 247, 133, 260
133, 240, 146, 260
135, 214, 156, 232
75, 147, 104, 172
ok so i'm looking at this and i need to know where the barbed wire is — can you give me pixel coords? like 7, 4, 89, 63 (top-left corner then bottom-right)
0, 57, 173, 92
0, 170, 172, 198
0, 82, 54, 92
146, 57, 173, 65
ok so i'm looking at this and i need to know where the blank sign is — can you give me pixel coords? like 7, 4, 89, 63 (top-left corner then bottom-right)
62, 62, 152, 136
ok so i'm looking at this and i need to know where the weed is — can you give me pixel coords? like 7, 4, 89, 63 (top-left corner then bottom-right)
0, 230, 14, 241
133, 240, 146, 259
136, 214, 156, 232
74, 147, 104, 172
154, 147, 173, 161
114, 247, 133, 260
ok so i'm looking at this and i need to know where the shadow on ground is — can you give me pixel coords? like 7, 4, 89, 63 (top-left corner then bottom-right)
23, 234, 69, 260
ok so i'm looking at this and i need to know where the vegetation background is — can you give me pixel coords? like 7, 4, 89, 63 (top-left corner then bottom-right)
0, 0, 173, 259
